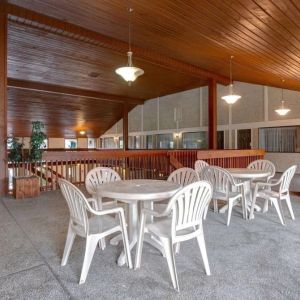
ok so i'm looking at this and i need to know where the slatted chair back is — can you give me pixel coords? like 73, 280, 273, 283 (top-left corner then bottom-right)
59, 179, 89, 235
279, 165, 297, 193
85, 167, 121, 195
247, 159, 276, 181
167, 168, 198, 187
166, 181, 212, 241
203, 166, 235, 195
194, 160, 209, 180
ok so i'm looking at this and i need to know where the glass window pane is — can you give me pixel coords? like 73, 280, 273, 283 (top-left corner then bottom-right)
65, 139, 77, 149
259, 126, 297, 152
182, 132, 208, 149
157, 134, 174, 149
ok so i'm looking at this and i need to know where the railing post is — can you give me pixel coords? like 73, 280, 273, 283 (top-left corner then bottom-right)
0, 3, 7, 196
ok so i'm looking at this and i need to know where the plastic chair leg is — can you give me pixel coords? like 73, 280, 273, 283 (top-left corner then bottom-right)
227, 199, 234, 226
285, 195, 295, 220
79, 236, 99, 284
272, 199, 285, 226
162, 239, 179, 292
61, 223, 76, 266
196, 232, 211, 276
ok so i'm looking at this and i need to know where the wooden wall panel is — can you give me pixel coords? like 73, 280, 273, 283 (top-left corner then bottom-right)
0, 3, 7, 195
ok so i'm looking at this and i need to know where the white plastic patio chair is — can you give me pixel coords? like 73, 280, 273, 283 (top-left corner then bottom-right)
194, 160, 209, 180
203, 166, 245, 225
135, 181, 213, 292
85, 167, 121, 209
247, 159, 276, 186
249, 165, 297, 225
59, 179, 132, 284
85, 167, 122, 249
155, 168, 198, 214
167, 167, 198, 186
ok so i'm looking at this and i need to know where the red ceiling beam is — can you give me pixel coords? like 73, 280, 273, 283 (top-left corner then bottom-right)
6, 3, 230, 85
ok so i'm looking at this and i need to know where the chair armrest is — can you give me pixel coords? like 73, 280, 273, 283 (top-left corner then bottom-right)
233, 181, 244, 188
255, 179, 281, 188
88, 206, 124, 217
86, 198, 98, 210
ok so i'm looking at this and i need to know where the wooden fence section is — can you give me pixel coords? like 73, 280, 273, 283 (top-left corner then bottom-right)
8, 149, 265, 193
197, 149, 265, 168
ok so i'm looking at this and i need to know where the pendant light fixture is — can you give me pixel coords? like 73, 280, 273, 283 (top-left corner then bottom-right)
115, 8, 144, 85
222, 55, 241, 104
275, 79, 290, 116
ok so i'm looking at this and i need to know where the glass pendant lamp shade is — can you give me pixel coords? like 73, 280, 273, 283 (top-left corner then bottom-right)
221, 84, 241, 104
115, 8, 144, 84
115, 52, 144, 84
275, 101, 290, 116
222, 56, 241, 104
275, 83, 290, 116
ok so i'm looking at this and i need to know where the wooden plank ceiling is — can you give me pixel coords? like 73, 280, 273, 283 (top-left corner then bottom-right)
6, 0, 300, 137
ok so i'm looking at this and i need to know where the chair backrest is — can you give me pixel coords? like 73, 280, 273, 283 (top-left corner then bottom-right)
59, 179, 89, 235
194, 160, 209, 180
203, 166, 235, 194
167, 167, 198, 187
167, 181, 212, 241
247, 159, 276, 181
279, 165, 297, 193
85, 167, 121, 195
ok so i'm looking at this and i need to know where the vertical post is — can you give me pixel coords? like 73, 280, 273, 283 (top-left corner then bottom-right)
0, 3, 7, 196
123, 103, 129, 150
208, 78, 217, 149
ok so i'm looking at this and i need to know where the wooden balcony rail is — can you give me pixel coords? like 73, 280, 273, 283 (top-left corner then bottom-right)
7, 149, 265, 193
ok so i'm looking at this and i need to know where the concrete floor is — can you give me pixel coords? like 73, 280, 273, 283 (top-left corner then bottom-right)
0, 190, 300, 300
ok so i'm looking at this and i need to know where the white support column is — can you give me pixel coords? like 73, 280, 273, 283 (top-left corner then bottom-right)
264, 86, 268, 122
141, 104, 144, 148
228, 105, 232, 149
199, 87, 203, 127
234, 129, 238, 149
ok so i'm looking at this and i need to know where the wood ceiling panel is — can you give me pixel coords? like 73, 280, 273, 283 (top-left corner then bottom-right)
8, 21, 205, 99
7, 88, 135, 137
7, 0, 300, 90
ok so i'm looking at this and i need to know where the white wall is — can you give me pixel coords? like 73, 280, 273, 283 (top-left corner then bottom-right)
102, 81, 300, 171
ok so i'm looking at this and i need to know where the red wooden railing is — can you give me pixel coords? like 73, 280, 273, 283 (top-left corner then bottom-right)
8, 149, 265, 192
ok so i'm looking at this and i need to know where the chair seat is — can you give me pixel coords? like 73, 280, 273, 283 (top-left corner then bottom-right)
257, 189, 280, 199
213, 190, 241, 200
73, 215, 119, 236
147, 218, 194, 238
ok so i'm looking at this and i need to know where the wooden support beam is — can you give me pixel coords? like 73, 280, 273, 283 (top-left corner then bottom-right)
7, 78, 144, 104
8, 78, 143, 104
0, 2, 7, 196
123, 104, 129, 151
6, 3, 230, 85
208, 78, 217, 150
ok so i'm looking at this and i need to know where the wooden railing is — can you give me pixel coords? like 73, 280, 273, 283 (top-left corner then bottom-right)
8, 149, 265, 193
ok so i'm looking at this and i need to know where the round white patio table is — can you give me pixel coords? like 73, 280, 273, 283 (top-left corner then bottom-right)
92, 179, 181, 266
219, 168, 271, 218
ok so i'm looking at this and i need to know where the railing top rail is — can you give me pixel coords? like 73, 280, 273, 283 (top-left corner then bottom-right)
197, 149, 265, 159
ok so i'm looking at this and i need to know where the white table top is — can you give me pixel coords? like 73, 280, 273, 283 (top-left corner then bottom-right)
92, 179, 181, 202
227, 168, 271, 179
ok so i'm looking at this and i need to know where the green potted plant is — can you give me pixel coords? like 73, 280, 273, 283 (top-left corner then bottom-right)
29, 121, 47, 162
7, 137, 23, 162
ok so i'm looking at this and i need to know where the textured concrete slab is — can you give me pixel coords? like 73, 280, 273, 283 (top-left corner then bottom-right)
2, 190, 300, 299
0, 221, 42, 278
0, 265, 69, 300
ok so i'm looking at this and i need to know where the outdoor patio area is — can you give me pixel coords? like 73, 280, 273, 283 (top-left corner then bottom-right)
1, 190, 299, 300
